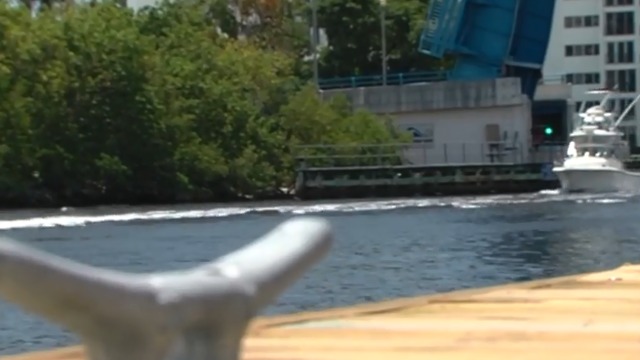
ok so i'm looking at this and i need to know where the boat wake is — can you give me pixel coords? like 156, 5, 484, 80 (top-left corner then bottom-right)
0, 190, 635, 230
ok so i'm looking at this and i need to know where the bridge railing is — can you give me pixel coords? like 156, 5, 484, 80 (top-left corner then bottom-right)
317, 71, 450, 90
295, 142, 566, 169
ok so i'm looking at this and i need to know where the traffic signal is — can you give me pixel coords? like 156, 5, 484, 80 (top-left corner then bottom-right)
544, 126, 554, 136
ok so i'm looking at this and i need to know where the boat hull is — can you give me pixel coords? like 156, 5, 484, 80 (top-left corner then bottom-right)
553, 167, 640, 193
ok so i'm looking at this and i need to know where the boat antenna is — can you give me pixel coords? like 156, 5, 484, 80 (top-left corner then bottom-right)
577, 101, 587, 114
598, 85, 619, 108
613, 93, 640, 128
579, 86, 616, 115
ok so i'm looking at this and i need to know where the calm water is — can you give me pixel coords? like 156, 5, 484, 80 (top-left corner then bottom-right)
1, 191, 640, 355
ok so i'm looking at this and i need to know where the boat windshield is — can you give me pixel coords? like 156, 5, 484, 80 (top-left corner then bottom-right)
567, 134, 621, 158
567, 143, 614, 158
571, 134, 619, 145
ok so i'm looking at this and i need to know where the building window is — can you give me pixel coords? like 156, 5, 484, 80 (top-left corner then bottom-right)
605, 11, 635, 35
605, 69, 637, 91
618, 98, 637, 116
565, 73, 601, 85
565, 44, 600, 57
605, 0, 633, 6
584, 16, 598, 27
564, 15, 599, 28
606, 41, 635, 63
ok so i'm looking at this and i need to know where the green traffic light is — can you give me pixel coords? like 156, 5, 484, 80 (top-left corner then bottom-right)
544, 127, 553, 135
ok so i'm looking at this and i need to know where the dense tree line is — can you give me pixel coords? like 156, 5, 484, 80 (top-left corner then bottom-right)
1, 0, 450, 207
0, 0, 408, 207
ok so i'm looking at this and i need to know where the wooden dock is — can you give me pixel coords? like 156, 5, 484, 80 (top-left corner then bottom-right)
7, 263, 640, 360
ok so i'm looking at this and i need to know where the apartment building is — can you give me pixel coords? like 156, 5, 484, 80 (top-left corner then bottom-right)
543, 0, 640, 141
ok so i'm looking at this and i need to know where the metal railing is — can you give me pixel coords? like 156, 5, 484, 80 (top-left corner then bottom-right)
295, 143, 406, 168
295, 142, 567, 169
318, 71, 572, 90
317, 71, 450, 90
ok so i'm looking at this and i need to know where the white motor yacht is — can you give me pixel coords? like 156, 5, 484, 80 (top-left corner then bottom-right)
553, 90, 640, 193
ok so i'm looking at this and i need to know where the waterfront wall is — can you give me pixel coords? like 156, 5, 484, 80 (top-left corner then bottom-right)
394, 101, 532, 165
319, 77, 525, 114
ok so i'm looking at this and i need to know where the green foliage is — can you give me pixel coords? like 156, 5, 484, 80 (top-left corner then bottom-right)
0, 0, 402, 207
316, 0, 453, 78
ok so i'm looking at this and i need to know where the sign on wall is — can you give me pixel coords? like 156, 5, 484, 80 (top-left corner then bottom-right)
405, 123, 434, 147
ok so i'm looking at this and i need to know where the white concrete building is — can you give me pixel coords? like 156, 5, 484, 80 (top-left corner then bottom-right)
321, 78, 534, 165
542, 0, 639, 141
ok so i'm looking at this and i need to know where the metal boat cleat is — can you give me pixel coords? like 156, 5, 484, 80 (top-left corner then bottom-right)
0, 216, 333, 360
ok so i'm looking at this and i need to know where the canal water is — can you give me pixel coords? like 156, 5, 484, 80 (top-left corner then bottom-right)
1, 190, 640, 355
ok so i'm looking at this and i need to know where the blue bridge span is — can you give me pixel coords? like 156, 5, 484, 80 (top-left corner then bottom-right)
418, 0, 555, 100
320, 0, 556, 101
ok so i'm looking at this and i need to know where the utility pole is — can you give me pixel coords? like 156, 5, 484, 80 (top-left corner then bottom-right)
380, 0, 387, 86
311, 0, 319, 89
237, 0, 243, 39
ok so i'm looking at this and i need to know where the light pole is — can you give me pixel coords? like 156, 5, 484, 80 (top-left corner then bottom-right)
380, 0, 387, 86
311, 0, 319, 89
237, 0, 243, 39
